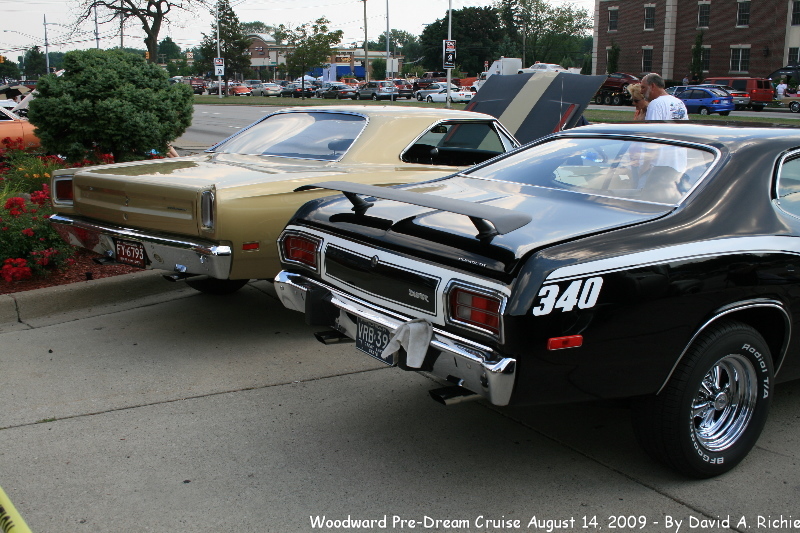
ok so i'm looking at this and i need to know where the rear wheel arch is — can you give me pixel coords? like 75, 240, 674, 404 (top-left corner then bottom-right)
658, 299, 790, 394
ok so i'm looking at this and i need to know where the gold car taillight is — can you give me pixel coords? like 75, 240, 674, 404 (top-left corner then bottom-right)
200, 190, 215, 230
52, 176, 74, 205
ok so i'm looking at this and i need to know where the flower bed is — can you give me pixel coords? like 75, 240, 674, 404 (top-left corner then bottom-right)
0, 137, 126, 290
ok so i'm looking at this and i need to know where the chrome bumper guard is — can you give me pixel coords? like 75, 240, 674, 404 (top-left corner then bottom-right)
275, 271, 517, 406
48, 214, 233, 279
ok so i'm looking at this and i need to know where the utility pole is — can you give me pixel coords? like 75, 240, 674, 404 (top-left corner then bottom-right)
216, 1, 223, 98
43, 15, 50, 74
363, 0, 369, 82
385, 0, 390, 78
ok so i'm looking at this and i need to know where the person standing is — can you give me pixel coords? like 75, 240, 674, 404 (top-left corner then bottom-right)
777, 80, 788, 99
641, 73, 688, 120
627, 84, 648, 120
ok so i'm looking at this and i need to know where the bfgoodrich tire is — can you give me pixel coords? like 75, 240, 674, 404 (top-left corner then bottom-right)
185, 278, 249, 295
632, 319, 773, 478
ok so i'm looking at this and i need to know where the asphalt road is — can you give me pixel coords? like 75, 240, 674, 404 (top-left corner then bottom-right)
1, 276, 799, 532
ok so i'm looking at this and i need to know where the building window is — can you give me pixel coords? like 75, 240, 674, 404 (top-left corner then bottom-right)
793, 1, 800, 25
698, 4, 710, 27
642, 48, 653, 72
730, 47, 750, 72
737, 1, 750, 26
608, 8, 618, 31
701, 47, 710, 71
790, 47, 800, 66
644, 6, 656, 29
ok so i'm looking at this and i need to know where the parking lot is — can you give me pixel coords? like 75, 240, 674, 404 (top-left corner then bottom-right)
1, 274, 799, 532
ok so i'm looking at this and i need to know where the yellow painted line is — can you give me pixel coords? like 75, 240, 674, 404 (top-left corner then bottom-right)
0, 485, 32, 533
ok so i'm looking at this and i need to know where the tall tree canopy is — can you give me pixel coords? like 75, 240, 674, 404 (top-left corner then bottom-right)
420, 6, 506, 76
497, 0, 592, 67
274, 17, 343, 79
197, 0, 253, 80
28, 49, 193, 163
24, 47, 48, 78
77, 0, 205, 63
158, 36, 182, 61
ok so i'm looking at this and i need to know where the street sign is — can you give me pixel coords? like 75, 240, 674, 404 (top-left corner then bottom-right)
215, 66, 225, 76
214, 57, 224, 76
443, 40, 456, 69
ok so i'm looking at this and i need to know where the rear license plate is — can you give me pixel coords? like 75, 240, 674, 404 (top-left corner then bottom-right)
356, 317, 394, 365
114, 239, 147, 268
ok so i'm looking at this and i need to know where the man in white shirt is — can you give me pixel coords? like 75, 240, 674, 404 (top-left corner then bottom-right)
777, 81, 788, 99
641, 73, 688, 120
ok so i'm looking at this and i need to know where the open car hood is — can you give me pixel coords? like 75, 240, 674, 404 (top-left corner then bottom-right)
465, 71, 606, 144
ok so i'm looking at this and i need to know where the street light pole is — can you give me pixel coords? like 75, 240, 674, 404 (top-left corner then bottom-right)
445, 0, 452, 109
385, 0, 390, 78
43, 15, 50, 74
363, 0, 369, 82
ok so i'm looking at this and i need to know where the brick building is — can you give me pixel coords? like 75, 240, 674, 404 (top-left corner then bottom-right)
592, 0, 800, 81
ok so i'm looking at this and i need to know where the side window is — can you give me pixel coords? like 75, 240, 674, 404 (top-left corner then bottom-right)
401, 121, 514, 166
777, 157, 800, 217
731, 80, 747, 91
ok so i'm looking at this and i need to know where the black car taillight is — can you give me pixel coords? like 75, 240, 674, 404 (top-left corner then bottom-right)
448, 285, 502, 336
280, 232, 321, 270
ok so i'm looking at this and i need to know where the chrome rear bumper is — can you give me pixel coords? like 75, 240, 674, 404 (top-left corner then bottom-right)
275, 270, 517, 406
48, 214, 233, 279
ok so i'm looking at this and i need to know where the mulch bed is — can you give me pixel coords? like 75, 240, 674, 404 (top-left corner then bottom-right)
0, 249, 140, 295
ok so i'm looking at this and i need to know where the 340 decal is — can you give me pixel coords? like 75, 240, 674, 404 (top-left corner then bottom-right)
532, 277, 604, 316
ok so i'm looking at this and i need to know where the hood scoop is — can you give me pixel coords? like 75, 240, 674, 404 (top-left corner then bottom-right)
296, 180, 532, 242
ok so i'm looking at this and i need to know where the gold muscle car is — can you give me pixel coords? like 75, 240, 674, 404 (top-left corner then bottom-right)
48, 106, 520, 294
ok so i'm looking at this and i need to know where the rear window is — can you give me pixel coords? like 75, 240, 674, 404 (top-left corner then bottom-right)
211, 112, 367, 161
707, 88, 730, 97
401, 121, 517, 166
378, 81, 394, 87
465, 137, 717, 205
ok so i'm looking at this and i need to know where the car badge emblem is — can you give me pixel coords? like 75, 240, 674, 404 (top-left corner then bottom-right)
371, 255, 379, 268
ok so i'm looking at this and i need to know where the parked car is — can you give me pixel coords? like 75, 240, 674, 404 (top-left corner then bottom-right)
425, 87, 473, 103
676, 86, 734, 115
703, 77, 774, 110
414, 82, 458, 101
318, 83, 358, 100
280, 83, 315, 98
0, 106, 38, 149
48, 107, 520, 295
519, 62, 568, 74
226, 83, 252, 96
243, 79, 262, 87
251, 83, 282, 97
274, 121, 800, 478
698, 84, 751, 110
357, 80, 399, 100
391, 79, 414, 99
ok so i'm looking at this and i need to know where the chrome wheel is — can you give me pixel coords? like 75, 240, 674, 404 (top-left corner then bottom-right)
691, 354, 757, 452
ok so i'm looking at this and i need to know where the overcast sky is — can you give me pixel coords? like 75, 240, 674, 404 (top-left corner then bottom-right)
0, 0, 595, 60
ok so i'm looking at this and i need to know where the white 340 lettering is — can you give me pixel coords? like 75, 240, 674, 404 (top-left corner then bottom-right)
532, 277, 604, 316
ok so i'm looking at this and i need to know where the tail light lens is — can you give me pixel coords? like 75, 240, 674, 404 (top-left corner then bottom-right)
280, 232, 321, 270
712, 99, 721, 104
53, 176, 74, 204
200, 190, 215, 230
448, 285, 503, 336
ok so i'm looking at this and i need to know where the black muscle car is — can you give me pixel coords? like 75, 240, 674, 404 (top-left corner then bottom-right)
274, 122, 800, 477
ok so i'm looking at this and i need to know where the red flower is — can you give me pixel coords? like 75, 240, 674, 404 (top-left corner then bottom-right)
1, 258, 33, 282
21, 228, 35, 237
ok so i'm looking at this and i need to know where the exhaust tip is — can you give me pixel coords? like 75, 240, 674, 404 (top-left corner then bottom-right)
429, 386, 480, 406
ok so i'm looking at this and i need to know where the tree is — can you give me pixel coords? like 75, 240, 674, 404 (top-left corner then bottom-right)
242, 21, 276, 35
158, 36, 182, 61
24, 47, 47, 78
0, 59, 20, 81
690, 32, 704, 83
28, 49, 193, 163
77, 0, 205, 63
275, 18, 343, 80
371, 58, 386, 80
498, 0, 592, 66
197, 0, 253, 81
419, 6, 506, 76
607, 41, 620, 74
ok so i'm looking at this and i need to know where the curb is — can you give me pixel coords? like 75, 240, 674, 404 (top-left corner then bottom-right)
0, 270, 192, 330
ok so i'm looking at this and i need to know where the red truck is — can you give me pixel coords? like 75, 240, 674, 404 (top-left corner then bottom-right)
593, 72, 639, 105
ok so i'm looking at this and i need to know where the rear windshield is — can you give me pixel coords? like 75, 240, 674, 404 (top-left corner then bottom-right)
707, 88, 730, 97
211, 112, 367, 161
464, 136, 717, 205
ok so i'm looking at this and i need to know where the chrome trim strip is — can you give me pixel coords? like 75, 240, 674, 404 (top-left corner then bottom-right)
657, 299, 791, 394
275, 270, 516, 406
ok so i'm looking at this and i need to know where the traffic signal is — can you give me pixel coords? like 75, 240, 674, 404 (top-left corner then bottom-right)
145, 52, 150, 60
0, 56, 5, 63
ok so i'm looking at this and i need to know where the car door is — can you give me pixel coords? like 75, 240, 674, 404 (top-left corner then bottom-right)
680, 89, 703, 112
